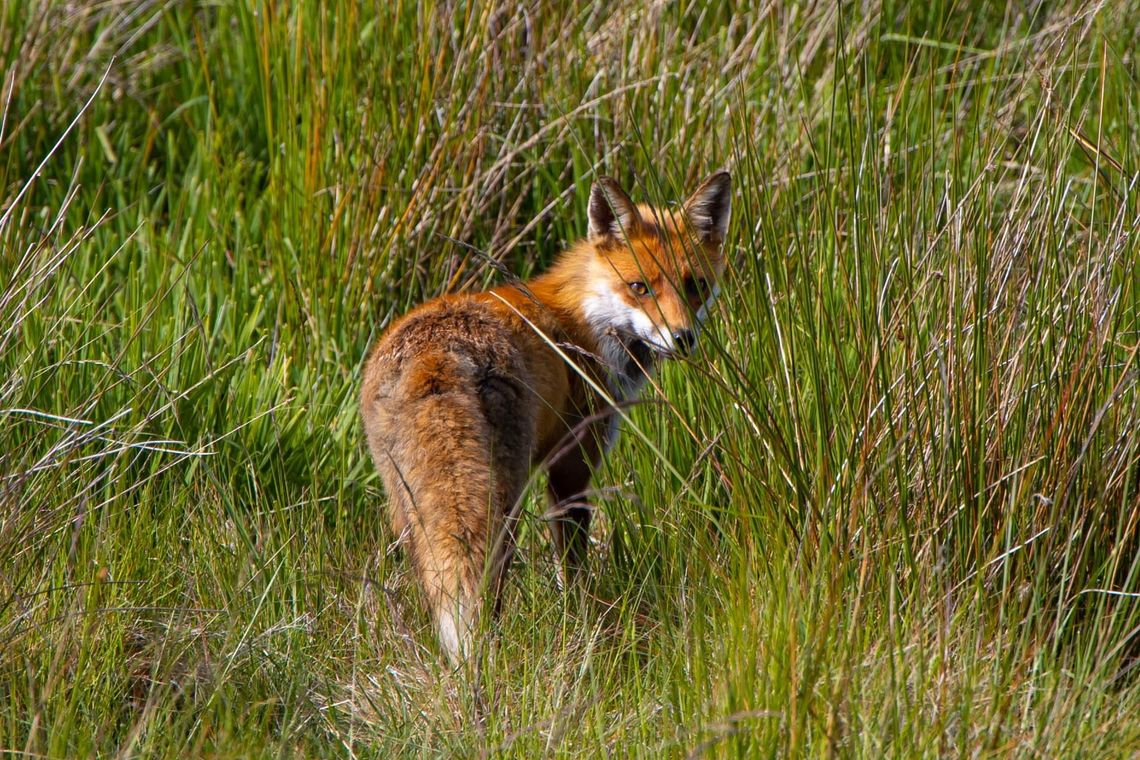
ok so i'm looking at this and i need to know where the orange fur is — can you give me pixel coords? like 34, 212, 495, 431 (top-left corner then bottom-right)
360, 172, 731, 662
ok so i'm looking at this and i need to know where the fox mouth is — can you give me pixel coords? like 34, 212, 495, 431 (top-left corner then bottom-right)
627, 337, 672, 363
616, 338, 657, 384
629, 329, 697, 361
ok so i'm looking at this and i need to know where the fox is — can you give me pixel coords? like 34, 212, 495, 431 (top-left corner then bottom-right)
360, 171, 731, 663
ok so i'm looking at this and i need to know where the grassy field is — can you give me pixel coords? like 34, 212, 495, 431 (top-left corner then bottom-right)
3, 0, 1140, 756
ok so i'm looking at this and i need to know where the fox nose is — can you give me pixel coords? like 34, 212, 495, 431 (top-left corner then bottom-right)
672, 329, 696, 355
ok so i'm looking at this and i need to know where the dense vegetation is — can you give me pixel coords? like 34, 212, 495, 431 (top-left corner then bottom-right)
2, 0, 1139, 755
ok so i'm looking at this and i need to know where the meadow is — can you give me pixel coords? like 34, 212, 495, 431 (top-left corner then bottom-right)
2, 0, 1139, 756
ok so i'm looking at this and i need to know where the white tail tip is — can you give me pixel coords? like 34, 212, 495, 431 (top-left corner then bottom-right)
436, 599, 475, 664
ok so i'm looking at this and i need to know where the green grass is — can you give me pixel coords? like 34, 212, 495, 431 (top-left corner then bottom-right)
2, 0, 1140, 756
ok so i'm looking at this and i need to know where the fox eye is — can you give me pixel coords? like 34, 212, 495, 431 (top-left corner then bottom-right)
629, 281, 651, 297
685, 276, 711, 301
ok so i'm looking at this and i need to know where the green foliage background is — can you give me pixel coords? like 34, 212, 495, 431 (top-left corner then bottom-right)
2, 0, 1139, 756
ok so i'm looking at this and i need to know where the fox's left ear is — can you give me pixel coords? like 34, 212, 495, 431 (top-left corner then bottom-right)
684, 171, 732, 247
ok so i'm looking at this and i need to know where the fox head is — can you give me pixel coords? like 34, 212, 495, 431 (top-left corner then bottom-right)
579, 171, 731, 373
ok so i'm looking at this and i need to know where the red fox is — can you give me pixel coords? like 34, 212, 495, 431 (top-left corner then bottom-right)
360, 172, 731, 662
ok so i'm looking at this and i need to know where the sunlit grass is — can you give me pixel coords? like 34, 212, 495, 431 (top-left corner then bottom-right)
1, 0, 1138, 756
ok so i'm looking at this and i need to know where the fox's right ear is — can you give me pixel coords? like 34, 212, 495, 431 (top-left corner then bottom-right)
588, 177, 641, 241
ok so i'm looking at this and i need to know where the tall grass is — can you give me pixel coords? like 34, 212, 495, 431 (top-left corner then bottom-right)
2, 0, 1138, 755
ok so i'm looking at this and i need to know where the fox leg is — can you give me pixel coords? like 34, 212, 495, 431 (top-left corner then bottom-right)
547, 449, 595, 584
477, 373, 534, 617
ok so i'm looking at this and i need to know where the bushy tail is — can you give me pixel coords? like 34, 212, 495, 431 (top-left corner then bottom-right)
363, 351, 531, 663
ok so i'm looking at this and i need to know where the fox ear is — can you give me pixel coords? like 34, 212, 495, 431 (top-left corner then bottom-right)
588, 177, 641, 240
684, 171, 731, 246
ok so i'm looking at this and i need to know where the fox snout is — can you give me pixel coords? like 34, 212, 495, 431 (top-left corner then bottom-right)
633, 322, 699, 359
671, 328, 697, 355
638, 286, 716, 357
